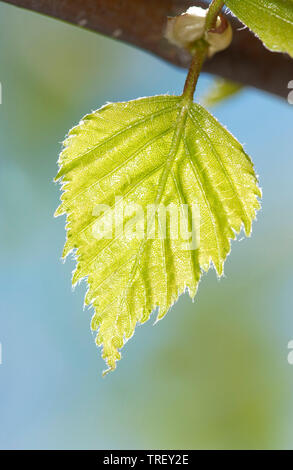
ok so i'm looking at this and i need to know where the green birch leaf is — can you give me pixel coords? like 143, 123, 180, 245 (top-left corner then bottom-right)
226, 0, 293, 57
202, 79, 243, 108
55, 94, 261, 373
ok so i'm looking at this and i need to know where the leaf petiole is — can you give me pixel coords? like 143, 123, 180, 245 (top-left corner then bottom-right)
205, 0, 225, 31
182, 0, 226, 103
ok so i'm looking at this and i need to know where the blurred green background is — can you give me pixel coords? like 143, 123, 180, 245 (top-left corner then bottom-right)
0, 3, 293, 450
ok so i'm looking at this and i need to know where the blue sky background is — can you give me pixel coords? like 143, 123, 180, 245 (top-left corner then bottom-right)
0, 3, 293, 449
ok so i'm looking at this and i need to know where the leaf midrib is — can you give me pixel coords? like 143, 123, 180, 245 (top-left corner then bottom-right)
119, 99, 191, 311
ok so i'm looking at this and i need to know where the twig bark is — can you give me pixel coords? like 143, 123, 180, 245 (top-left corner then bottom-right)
2, 0, 293, 99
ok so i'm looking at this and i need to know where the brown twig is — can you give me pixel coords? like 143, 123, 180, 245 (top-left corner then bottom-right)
2, 0, 293, 99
